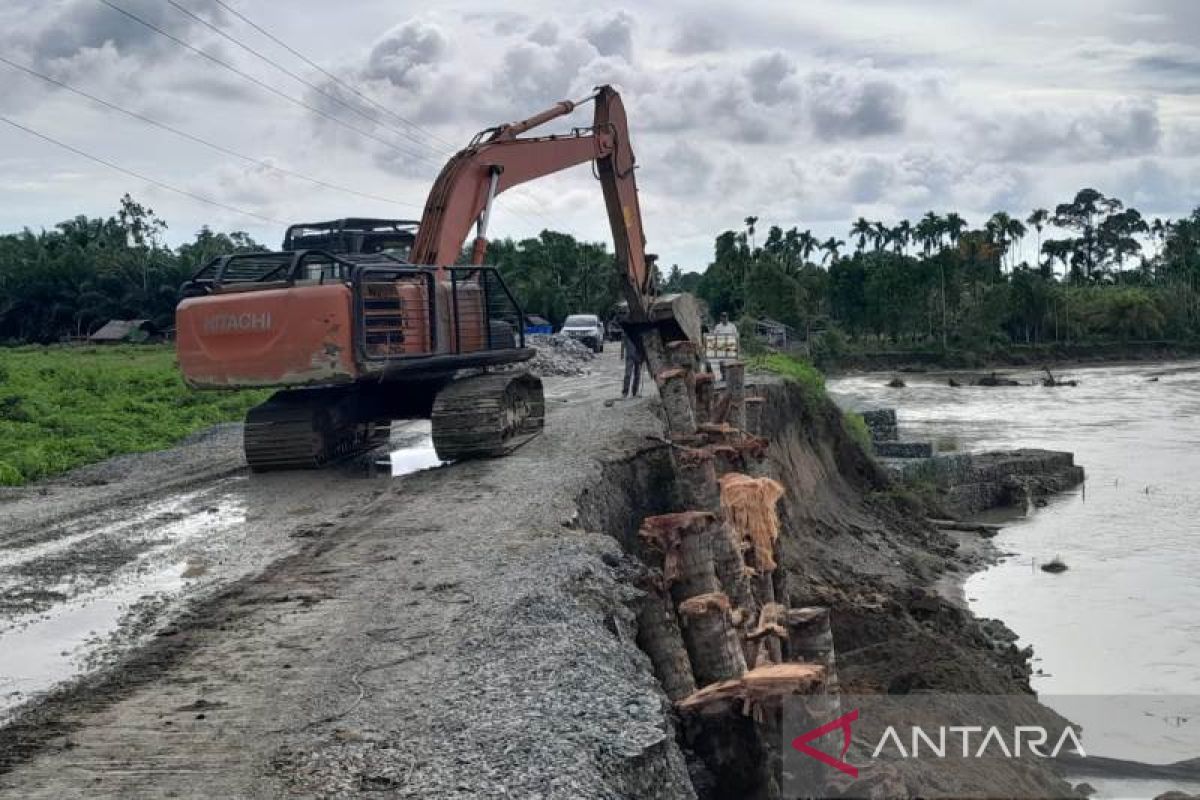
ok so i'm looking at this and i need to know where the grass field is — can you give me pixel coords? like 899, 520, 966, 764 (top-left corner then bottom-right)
0, 345, 268, 486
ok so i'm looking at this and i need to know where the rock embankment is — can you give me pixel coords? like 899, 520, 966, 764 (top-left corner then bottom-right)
892, 448, 1085, 517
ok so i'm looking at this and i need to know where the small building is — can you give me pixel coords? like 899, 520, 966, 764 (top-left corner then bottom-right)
88, 319, 162, 344
753, 317, 793, 349
524, 315, 553, 335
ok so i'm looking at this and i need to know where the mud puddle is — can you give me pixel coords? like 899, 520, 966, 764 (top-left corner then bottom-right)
0, 480, 247, 720
375, 421, 444, 478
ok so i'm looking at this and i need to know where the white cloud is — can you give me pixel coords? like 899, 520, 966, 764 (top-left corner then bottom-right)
0, 0, 1197, 270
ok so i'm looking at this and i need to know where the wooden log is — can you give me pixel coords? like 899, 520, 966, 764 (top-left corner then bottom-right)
720, 473, 786, 574
633, 574, 697, 701
694, 373, 715, 424
746, 602, 787, 667
666, 339, 699, 370
675, 662, 826, 714
656, 367, 697, 437
711, 520, 758, 617
927, 518, 1003, 535
751, 570, 776, 610
745, 395, 765, 436
710, 444, 742, 476
721, 361, 747, 431
678, 592, 747, 686
783, 606, 840, 696
674, 447, 719, 511
639, 511, 721, 603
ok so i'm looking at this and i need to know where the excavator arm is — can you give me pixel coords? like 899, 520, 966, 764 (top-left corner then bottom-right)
410, 85, 655, 321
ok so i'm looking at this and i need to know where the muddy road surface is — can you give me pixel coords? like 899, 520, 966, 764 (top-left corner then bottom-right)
0, 353, 686, 798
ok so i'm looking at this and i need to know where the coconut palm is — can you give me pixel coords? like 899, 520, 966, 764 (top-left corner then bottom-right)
943, 212, 968, 247
820, 237, 845, 264
798, 229, 818, 264
850, 217, 873, 253
744, 216, 759, 251
872, 221, 889, 252
915, 211, 942, 256
892, 220, 912, 255
1027, 208, 1050, 267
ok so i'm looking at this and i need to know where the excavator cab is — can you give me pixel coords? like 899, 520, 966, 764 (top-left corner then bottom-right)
281, 218, 419, 258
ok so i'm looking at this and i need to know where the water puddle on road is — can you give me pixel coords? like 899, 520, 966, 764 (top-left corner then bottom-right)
377, 421, 444, 478
0, 560, 188, 721
0, 483, 248, 722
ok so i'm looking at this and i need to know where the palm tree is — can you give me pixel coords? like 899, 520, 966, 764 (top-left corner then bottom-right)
872, 221, 888, 252
850, 217, 873, 254
915, 211, 942, 256
943, 212, 967, 248
820, 237, 845, 264
798, 229, 818, 264
744, 216, 759, 251
1027, 209, 1050, 267
892, 219, 912, 255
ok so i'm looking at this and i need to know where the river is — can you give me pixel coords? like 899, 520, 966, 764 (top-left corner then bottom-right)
829, 361, 1200, 799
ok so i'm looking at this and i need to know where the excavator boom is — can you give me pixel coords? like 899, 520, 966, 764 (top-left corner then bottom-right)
411, 85, 654, 321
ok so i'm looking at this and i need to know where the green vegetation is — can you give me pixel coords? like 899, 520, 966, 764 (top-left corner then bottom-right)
746, 353, 825, 402
842, 411, 872, 454
0, 345, 267, 485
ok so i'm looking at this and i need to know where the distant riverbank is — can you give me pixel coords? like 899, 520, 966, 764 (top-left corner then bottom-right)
817, 339, 1200, 374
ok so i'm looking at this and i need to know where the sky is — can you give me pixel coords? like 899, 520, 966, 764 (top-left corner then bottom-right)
1, 0, 1198, 270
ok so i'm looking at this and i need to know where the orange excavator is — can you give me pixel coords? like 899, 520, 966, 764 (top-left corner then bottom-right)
175, 85, 699, 471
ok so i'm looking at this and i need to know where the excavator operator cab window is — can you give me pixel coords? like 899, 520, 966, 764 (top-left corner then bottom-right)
295, 253, 349, 284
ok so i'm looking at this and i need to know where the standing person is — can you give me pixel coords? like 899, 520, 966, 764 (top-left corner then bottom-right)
621, 330, 645, 398
711, 312, 740, 362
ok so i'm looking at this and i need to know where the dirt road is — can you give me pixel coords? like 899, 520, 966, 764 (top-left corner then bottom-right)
0, 352, 690, 798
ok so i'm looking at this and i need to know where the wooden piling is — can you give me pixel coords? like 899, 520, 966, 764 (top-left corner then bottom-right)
721, 361, 746, 431
633, 574, 697, 701
678, 592, 747, 686
639, 511, 721, 603
656, 367, 697, 437
694, 373, 715, 424
783, 606, 840, 696
674, 447, 720, 511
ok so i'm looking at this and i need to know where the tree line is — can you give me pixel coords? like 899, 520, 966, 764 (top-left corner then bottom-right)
0, 194, 264, 342
3, 189, 1200, 353
682, 189, 1200, 352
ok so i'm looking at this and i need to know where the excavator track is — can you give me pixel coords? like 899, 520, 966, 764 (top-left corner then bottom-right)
431, 371, 545, 461
243, 388, 391, 472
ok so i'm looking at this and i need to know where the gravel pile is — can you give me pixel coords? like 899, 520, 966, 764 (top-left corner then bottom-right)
524, 333, 598, 377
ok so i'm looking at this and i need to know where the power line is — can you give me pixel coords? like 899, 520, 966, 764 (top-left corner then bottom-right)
95, 0, 442, 170
192, 0, 556, 226
163, 0, 454, 161
0, 55, 424, 211
0, 114, 285, 224
206, 0, 458, 153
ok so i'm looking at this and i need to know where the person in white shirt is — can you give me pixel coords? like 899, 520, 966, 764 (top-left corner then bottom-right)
711, 312, 739, 359
710, 311, 739, 345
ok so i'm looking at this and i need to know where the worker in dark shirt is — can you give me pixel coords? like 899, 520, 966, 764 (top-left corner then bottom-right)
621, 330, 645, 398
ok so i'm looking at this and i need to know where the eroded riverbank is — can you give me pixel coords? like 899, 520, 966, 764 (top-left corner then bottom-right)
831, 360, 1200, 798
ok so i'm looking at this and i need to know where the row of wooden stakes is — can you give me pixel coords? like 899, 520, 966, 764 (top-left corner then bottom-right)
631, 341, 841, 722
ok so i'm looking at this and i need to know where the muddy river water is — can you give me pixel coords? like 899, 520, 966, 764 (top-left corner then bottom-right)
831, 361, 1200, 798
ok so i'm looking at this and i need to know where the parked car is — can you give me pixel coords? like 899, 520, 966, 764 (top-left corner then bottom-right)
560, 313, 605, 353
